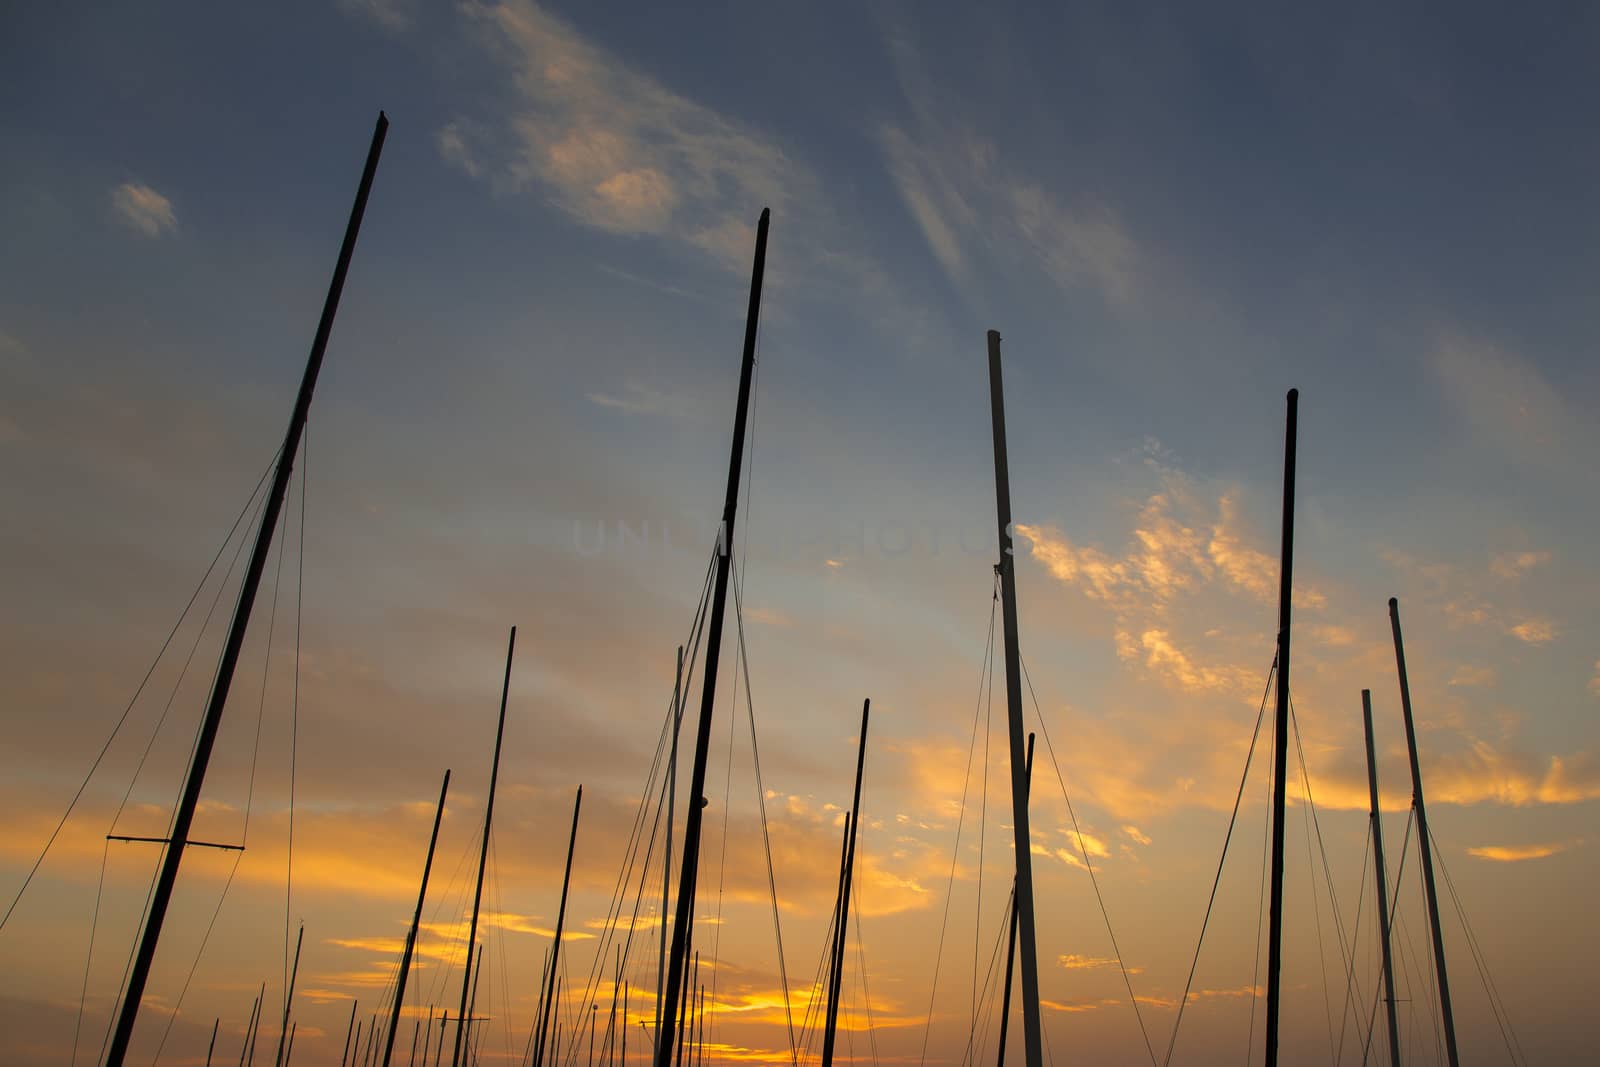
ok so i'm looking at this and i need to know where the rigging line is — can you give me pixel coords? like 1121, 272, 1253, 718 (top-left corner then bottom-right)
102, 485, 290, 1065
1, 448, 277, 934
1428, 828, 1527, 1067
1245, 692, 1276, 1067
1292, 728, 1338, 1061
1018, 655, 1158, 1067
1161, 654, 1278, 1067
109, 469, 272, 840
730, 557, 800, 1067
851, 879, 880, 1067
962, 890, 1014, 1067
570, 553, 717, 1040
71, 841, 114, 1067
148, 849, 247, 1066
242, 490, 294, 849
974, 613, 995, 1044
285, 428, 307, 1024
1331, 822, 1373, 1067
916, 574, 999, 1067
707, 623, 737, 1055
1288, 699, 1364, 1036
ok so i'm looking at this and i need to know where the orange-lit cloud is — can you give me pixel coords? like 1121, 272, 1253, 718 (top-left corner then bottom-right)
1466, 841, 1574, 862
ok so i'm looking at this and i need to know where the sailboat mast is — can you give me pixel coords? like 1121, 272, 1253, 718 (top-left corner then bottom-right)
206, 1018, 219, 1067
385, 770, 452, 1067
103, 111, 389, 1067
654, 208, 770, 1067
1361, 691, 1403, 1067
1388, 598, 1460, 1067
996, 734, 1035, 1067
821, 815, 850, 1056
534, 787, 585, 1067
272, 922, 305, 1067
1263, 389, 1299, 1067
342, 1000, 359, 1067
454, 628, 516, 1067
821, 700, 870, 1067
984, 330, 1043, 1067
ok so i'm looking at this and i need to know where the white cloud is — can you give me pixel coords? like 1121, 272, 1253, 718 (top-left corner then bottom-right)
111, 182, 176, 237
1509, 618, 1556, 645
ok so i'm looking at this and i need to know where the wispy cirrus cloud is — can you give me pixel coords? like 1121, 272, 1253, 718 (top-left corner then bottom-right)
111, 181, 176, 237
1491, 550, 1551, 579
877, 31, 1138, 306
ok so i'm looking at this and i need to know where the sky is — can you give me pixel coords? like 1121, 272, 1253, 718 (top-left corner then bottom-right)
2, 1, 1598, 1064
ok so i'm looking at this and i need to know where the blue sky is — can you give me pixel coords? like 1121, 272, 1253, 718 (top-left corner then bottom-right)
3, 2, 1598, 1065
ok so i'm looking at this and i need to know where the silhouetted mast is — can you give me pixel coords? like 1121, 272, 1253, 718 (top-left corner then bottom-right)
821, 700, 871, 1067
534, 787, 585, 1067
454, 628, 516, 1067
103, 111, 388, 1067
1389, 598, 1460, 1067
654, 208, 770, 1067
1263, 389, 1299, 1067
271, 922, 304, 1067
342, 1001, 359, 1067
996, 733, 1035, 1067
384, 770, 452, 1067
1361, 691, 1402, 1067
206, 1018, 219, 1067
984, 330, 1043, 1067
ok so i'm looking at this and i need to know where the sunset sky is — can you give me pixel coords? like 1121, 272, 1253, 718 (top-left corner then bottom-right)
3, 2, 1598, 1065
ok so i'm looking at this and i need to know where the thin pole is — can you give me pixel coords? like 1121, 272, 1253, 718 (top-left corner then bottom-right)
655, 209, 770, 1067
435, 1014, 449, 1067
410, 1017, 421, 1067
1263, 388, 1299, 1067
284, 1024, 296, 1067
104, 110, 388, 1067
1362, 691, 1403, 1067
985, 330, 1043, 1067
658, 646, 682, 1044
349, 1024, 362, 1067
207, 1018, 219, 1067
675, 951, 695, 1067
246, 1000, 263, 1067
386, 771, 452, 1067
590, 1004, 599, 1067
272, 923, 305, 1067
421, 1009, 434, 1067
610, 948, 621, 1067
996, 734, 1036, 1067
242, 991, 263, 1067
464, 945, 485, 1067
365, 1014, 378, 1067
534, 788, 584, 1067
1389, 598, 1460, 1067
623, 982, 629, 1067
456, 628, 517, 1067
342, 1001, 359, 1067
821, 700, 871, 1067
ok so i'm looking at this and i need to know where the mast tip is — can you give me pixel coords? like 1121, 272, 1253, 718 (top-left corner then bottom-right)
1388, 596, 1399, 610
987, 328, 1001, 342
1287, 387, 1299, 401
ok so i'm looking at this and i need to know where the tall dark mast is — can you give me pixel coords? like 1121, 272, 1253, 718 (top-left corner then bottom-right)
534, 787, 585, 1067
820, 700, 870, 1067
454, 629, 516, 1067
653, 208, 770, 1067
1361, 691, 1402, 1067
1389, 598, 1459, 1067
1263, 389, 1299, 1067
384, 771, 452, 1067
995, 733, 1035, 1067
271, 922, 305, 1067
984, 330, 1043, 1067
658, 646, 684, 1042
342, 1001, 359, 1067
103, 111, 388, 1067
